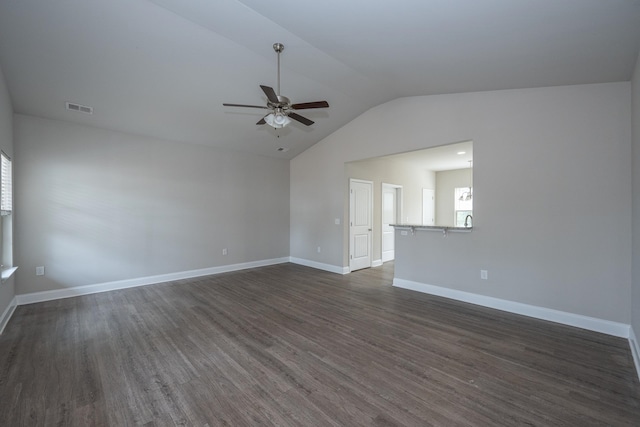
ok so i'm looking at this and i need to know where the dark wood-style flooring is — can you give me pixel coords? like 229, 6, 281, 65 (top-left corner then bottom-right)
1, 262, 639, 426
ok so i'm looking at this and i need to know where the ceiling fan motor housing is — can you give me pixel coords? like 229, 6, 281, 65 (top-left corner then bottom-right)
268, 95, 291, 112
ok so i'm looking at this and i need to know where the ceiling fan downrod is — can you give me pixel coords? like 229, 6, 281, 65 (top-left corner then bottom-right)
273, 43, 284, 96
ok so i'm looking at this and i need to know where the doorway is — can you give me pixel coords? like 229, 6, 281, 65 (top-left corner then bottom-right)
381, 183, 402, 263
422, 188, 435, 225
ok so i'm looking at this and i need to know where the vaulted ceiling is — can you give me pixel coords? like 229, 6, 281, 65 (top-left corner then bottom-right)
0, 0, 639, 158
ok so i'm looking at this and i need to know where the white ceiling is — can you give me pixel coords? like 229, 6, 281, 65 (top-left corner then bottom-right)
0, 0, 639, 159
382, 141, 474, 172
352, 141, 473, 172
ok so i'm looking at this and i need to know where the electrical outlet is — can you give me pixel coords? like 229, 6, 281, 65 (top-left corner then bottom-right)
36, 266, 45, 276
481, 270, 488, 280
317, 246, 321, 253
334, 218, 340, 225
401, 230, 408, 236
222, 248, 228, 256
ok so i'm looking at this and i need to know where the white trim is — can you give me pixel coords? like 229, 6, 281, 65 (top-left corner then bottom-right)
393, 278, 630, 338
629, 326, 640, 382
16, 257, 290, 305
0, 296, 17, 334
1, 266, 18, 282
289, 257, 349, 275
372, 259, 383, 267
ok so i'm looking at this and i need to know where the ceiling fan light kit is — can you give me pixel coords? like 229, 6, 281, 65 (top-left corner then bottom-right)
265, 109, 291, 128
223, 43, 329, 129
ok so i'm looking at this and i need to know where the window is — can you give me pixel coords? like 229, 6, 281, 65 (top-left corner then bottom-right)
1, 151, 14, 280
1, 152, 11, 215
454, 187, 472, 227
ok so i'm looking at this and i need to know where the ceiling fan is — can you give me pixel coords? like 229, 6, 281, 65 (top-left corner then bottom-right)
223, 43, 329, 128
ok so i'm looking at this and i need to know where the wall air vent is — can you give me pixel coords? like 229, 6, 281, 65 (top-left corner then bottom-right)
65, 102, 93, 114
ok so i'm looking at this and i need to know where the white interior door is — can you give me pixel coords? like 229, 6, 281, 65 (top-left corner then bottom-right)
350, 179, 372, 272
422, 188, 435, 225
382, 183, 402, 263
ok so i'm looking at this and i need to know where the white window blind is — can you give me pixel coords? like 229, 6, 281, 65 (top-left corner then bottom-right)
1, 152, 12, 214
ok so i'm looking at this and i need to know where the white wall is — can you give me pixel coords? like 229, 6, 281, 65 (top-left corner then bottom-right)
632, 52, 640, 339
14, 115, 290, 294
0, 65, 14, 320
345, 157, 435, 262
291, 82, 632, 323
435, 168, 472, 227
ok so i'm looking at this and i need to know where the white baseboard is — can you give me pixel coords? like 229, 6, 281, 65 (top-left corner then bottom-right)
372, 259, 383, 267
289, 257, 349, 275
0, 296, 17, 334
16, 257, 290, 305
629, 326, 640, 382
393, 278, 630, 338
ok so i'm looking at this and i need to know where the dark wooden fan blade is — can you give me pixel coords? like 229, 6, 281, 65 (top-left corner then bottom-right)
291, 101, 329, 110
260, 85, 279, 103
256, 115, 267, 125
289, 112, 314, 126
223, 103, 268, 109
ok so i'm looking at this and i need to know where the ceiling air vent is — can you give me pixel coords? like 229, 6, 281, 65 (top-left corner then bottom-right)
65, 102, 93, 114
277, 147, 289, 152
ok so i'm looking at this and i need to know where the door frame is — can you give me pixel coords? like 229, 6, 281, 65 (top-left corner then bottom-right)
349, 179, 373, 272
381, 183, 402, 263
422, 188, 435, 226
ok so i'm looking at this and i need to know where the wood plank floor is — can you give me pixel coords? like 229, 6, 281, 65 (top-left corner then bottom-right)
1, 262, 639, 426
